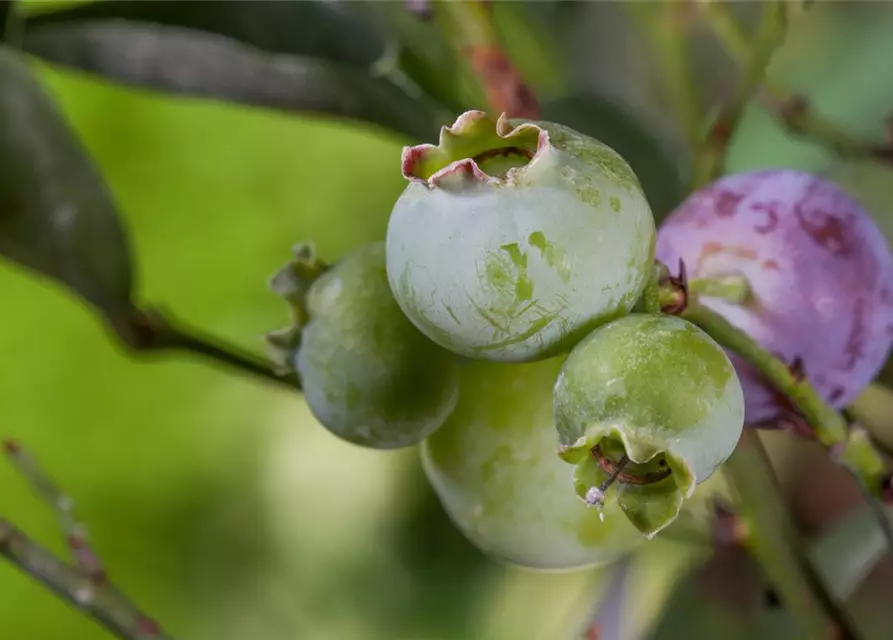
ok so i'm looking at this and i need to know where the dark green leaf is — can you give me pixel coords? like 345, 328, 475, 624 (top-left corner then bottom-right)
345, 2, 474, 113
22, 21, 442, 140
24, 0, 385, 70
511, 0, 584, 31
0, 44, 133, 317
646, 547, 799, 640
541, 94, 685, 221
0, 2, 12, 39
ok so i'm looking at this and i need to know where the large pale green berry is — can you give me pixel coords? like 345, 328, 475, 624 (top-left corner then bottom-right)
386, 110, 656, 363
554, 314, 744, 537
268, 242, 459, 449
422, 357, 644, 571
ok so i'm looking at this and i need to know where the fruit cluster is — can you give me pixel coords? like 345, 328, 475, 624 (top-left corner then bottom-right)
268, 111, 893, 571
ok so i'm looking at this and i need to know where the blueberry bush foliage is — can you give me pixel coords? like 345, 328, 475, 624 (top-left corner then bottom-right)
4, 1, 893, 639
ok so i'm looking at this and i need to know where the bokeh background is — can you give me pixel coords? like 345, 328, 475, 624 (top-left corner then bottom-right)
2, 2, 893, 639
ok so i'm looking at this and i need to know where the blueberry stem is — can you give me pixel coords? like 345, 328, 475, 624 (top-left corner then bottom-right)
687, 274, 752, 305
657, 259, 889, 636
641, 274, 662, 314
724, 431, 858, 640
110, 306, 301, 391
674, 293, 889, 491
665, 285, 848, 445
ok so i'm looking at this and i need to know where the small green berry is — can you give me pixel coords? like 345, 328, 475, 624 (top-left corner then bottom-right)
268, 242, 459, 449
553, 314, 745, 537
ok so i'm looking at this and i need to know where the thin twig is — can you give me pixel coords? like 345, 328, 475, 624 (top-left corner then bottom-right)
693, 0, 789, 188
659, 271, 888, 488
628, 1, 702, 154
724, 431, 857, 640
701, 0, 893, 165
578, 556, 634, 640
434, 0, 540, 118
110, 306, 301, 391
658, 265, 893, 631
1, 440, 173, 640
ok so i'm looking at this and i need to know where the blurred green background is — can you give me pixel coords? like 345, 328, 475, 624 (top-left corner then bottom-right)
2, 2, 893, 639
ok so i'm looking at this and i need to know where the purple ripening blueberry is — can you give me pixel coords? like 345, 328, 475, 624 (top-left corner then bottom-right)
655, 169, 893, 424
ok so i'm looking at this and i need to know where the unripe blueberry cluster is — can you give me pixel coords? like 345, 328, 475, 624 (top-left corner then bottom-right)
269, 112, 893, 570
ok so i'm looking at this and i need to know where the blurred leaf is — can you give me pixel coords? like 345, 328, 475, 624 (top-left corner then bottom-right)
22, 21, 442, 140
808, 503, 893, 604
0, 44, 133, 317
490, 2, 570, 100
350, 2, 569, 117
345, 2, 476, 113
728, 3, 893, 174
541, 94, 685, 220
23, 0, 385, 70
510, 0, 583, 33
645, 546, 799, 640
0, 2, 12, 38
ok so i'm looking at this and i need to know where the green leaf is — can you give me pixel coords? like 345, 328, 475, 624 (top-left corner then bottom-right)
345, 2, 475, 113
23, 0, 385, 70
808, 503, 893, 604
728, 3, 893, 174
22, 21, 442, 140
541, 94, 685, 221
645, 547, 799, 640
0, 44, 133, 319
0, 2, 13, 39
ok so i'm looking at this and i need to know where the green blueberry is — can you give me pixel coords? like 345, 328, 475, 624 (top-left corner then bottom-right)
268, 242, 459, 449
553, 314, 744, 537
386, 110, 656, 363
422, 357, 644, 571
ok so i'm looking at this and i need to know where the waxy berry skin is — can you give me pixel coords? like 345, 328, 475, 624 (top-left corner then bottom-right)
387, 110, 656, 363
269, 243, 460, 449
422, 357, 644, 570
554, 314, 744, 537
656, 169, 893, 423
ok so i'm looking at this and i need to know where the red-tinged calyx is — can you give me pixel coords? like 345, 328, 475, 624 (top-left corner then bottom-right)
402, 110, 547, 189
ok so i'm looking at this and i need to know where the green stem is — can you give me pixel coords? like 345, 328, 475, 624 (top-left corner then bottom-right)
701, 0, 893, 165
724, 431, 853, 640
628, 2, 702, 154
681, 301, 847, 446
655, 267, 888, 491
688, 275, 751, 305
109, 306, 301, 392
692, 0, 788, 189
680, 297, 888, 492
641, 274, 661, 314
435, 0, 540, 118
